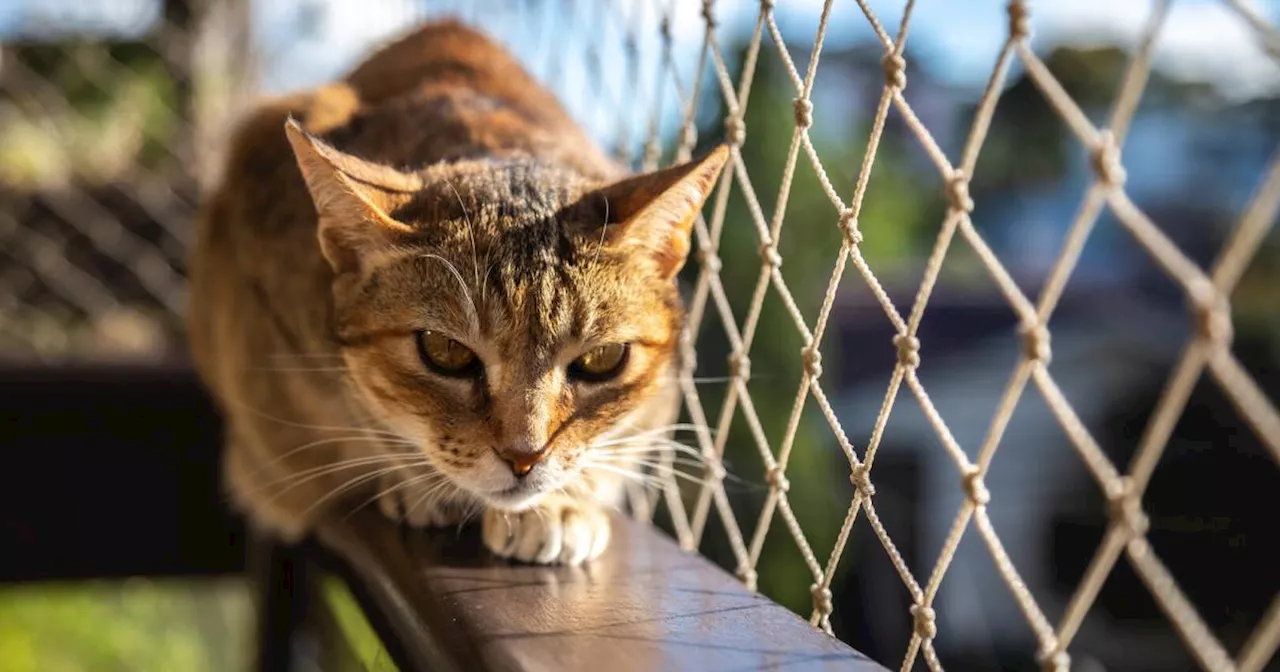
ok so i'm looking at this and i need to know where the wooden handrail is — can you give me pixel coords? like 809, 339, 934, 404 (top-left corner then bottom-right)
0, 360, 884, 670
310, 510, 885, 671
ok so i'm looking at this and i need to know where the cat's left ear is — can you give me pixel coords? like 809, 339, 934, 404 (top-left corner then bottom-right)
284, 118, 422, 274
588, 145, 729, 279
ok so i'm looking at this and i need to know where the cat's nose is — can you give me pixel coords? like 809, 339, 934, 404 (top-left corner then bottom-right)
497, 444, 546, 478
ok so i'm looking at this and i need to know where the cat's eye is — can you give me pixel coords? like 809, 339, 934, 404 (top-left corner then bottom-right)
415, 331, 480, 377
569, 343, 629, 382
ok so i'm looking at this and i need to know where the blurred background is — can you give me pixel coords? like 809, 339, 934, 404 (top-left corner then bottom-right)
1, 0, 1278, 670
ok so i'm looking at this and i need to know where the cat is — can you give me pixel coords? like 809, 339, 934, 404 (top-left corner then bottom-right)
187, 19, 727, 565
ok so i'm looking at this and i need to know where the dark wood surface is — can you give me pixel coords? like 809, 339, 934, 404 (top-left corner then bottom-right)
1, 360, 884, 670
315, 510, 886, 672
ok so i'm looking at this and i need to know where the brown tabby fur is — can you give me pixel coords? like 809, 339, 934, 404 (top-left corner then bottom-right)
187, 19, 727, 564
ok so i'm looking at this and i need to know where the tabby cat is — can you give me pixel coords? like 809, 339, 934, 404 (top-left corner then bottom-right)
188, 20, 727, 564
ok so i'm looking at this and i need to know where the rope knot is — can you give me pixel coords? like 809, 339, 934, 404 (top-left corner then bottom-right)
945, 171, 974, 213
759, 242, 783, 269
1107, 477, 1149, 539
838, 209, 864, 245
792, 97, 814, 129
759, 0, 776, 10
810, 583, 834, 617
736, 565, 758, 591
801, 344, 823, 380
1188, 278, 1233, 348
1007, 0, 1031, 40
881, 52, 907, 90
700, 0, 718, 28
682, 126, 698, 151
728, 350, 752, 381
659, 16, 672, 40
695, 248, 723, 273
803, 583, 834, 616
962, 468, 991, 507
725, 116, 746, 146
910, 604, 938, 640
678, 323, 696, 353
766, 466, 791, 493
894, 334, 921, 369
1038, 649, 1071, 672
850, 466, 876, 498
1090, 130, 1127, 187
1019, 322, 1052, 365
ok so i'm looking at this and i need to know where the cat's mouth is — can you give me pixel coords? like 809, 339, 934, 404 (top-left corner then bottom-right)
483, 480, 547, 510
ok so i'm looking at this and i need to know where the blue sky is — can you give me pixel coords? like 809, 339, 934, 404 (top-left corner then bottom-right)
776, 0, 1280, 99
3, 0, 1278, 143
5, 0, 1277, 93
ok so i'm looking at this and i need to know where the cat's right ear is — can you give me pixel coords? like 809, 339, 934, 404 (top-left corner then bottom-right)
284, 118, 421, 274
586, 145, 730, 279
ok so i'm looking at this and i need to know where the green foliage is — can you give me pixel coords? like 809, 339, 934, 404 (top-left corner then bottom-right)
0, 579, 250, 672
318, 575, 401, 672
0, 41, 181, 186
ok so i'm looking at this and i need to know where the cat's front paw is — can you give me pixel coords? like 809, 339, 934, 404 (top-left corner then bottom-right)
481, 498, 610, 566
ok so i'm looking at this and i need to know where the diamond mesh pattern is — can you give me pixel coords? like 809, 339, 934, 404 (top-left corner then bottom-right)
2, 2, 1278, 669
619, 2, 1280, 670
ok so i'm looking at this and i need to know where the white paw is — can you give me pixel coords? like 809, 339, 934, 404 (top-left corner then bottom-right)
481, 500, 611, 566
375, 473, 460, 528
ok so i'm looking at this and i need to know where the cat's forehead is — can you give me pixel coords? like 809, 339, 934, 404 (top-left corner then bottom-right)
482, 267, 581, 358
390, 159, 595, 232
363, 160, 669, 357
469, 245, 643, 362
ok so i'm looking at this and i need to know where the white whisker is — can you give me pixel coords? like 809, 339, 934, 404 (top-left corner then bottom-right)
590, 457, 726, 483
346, 470, 449, 520
590, 438, 708, 460
404, 477, 458, 524
250, 365, 350, 373
656, 375, 767, 385
223, 398, 405, 438
302, 462, 430, 518
446, 178, 483, 309
593, 455, 711, 471
418, 252, 479, 328
584, 461, 729, 489
254, 462, 408, 514
254, 455, 430, 496
596, 441, 705, 454
582, 462, 665, 486
248, 435, 415, 477
606, 423, 712, 438
460, 498, 485, 527
592, 196, 610, 267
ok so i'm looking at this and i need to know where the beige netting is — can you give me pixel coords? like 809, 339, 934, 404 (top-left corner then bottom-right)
627, 2, 1280, 671
2, 1, 1278, 670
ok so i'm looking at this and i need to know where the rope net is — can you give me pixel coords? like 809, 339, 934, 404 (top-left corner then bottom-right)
2, 1, 1278, 670
610, 2, 1280, 670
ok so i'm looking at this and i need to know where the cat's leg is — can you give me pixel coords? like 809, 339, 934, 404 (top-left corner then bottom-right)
481, 494, 611, 566
223, 433, 310, 543
374, 471, 465, 529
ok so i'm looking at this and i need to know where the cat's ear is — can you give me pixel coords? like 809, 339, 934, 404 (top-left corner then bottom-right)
284, 118, 421, 274
590, 145, 729, 279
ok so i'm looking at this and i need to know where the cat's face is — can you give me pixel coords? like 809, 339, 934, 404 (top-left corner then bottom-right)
286, 121, 727, 510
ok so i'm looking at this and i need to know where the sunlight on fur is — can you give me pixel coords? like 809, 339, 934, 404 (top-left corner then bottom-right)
187, 19, 727, 565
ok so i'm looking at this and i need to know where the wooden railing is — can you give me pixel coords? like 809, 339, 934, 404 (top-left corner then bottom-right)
0, 361, 884, 671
